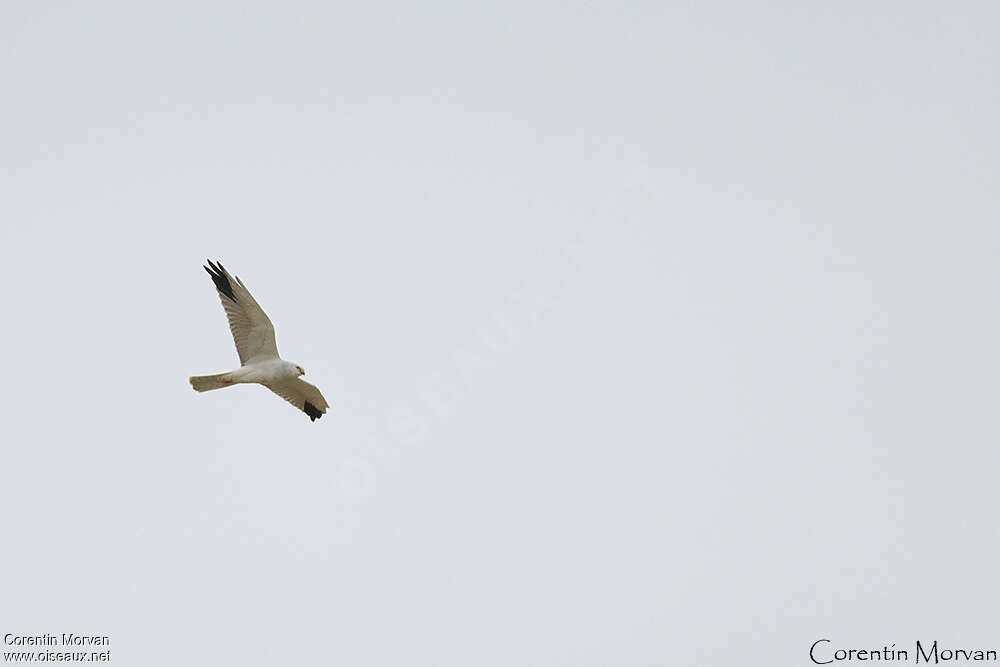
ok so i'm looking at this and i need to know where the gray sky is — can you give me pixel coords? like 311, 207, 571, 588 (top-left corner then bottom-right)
2, 2, 998, 665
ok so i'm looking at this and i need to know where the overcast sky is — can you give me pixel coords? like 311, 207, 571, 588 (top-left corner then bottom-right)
2, 2, 998, 665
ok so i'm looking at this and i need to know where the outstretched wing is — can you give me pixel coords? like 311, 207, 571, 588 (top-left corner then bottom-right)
203, 260, 279, 365
268, 379, 330, 422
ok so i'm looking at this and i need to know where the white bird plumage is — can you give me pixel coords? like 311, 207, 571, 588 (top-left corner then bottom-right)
189, 260, 329, 422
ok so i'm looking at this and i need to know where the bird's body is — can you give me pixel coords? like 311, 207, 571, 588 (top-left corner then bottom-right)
190, 260, 329, 421
191, 359, 298, 389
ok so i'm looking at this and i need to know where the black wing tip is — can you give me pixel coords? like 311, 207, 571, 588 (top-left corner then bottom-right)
203, 259, 238, 302
304, 401, 323, 422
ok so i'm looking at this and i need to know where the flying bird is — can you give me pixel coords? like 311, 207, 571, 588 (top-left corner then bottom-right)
189, 260, 329, 421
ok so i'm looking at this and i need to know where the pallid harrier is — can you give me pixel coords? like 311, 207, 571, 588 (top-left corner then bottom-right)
189, 260, 329, 421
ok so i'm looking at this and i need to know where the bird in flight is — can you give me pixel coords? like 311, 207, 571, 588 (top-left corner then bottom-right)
190, 260, 329, 421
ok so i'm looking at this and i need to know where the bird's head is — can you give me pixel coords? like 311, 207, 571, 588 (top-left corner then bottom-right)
294, 365, 306, 376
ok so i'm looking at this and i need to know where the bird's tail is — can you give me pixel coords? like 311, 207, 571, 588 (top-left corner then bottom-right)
189, 373, 234, 392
